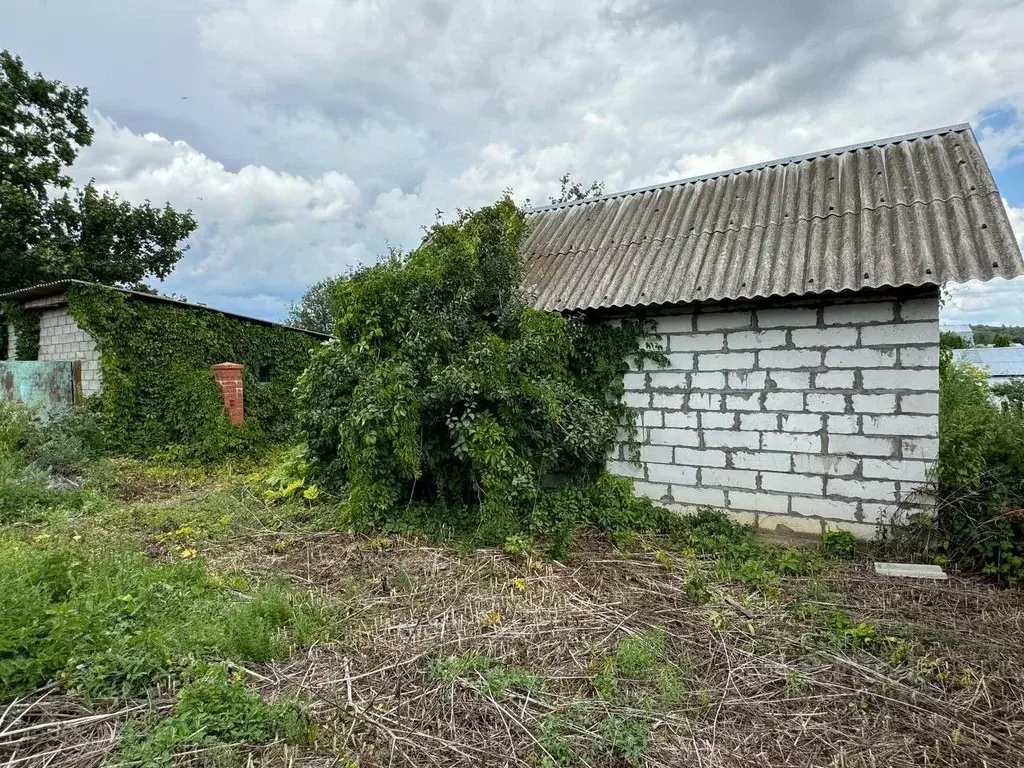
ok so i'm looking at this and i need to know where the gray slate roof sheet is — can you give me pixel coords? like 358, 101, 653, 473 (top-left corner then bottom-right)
523, 124, 1023, 311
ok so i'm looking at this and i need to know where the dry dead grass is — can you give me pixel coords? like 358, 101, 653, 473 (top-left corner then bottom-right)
4, 530, 1024, 767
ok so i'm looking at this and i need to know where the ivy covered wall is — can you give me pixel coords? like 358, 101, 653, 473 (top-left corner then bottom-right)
65, 284, 323, 458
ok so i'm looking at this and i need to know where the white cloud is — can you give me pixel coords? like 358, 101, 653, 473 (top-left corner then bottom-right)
13, 0, 1021, 320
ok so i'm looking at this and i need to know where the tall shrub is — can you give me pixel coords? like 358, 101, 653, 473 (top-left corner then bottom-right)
297, 198, 661, 535
937, 352, 1024, 584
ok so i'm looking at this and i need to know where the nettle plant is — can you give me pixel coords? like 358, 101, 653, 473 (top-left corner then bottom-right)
297, 197, 664, 543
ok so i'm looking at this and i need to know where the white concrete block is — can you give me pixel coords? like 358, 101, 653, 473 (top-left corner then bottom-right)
859, 503, 897, 524
861, 369, 937, 391
671, 486, 726, 508
669, 332, 722, 351
648, 463, 698, 485
825, 347, 896, 368
823, 301, 895, 325
902, 437, 938, 460
688, 392, 723, 410
780, 413, 823, 433
732, 450, 791, 471
826, 415, 860, 434
640, 410, 663, 428
814, 370, 855, 389
664, 411, 699, 429
729, 491, 789, 514
698, 352, 755, 370
664, 352, 694, 370
727, 330, 787, 350
762, 471, 824, 496
791, 496, 859, 520
623, 372, 646, 390
674, 447, 727, 467
690, 371, 726, 390
862, 458, 931, 482
607, 460, 644, 479
740, 412, 780, 431
764, 392, 803, 410
639, 445, 673, 463
649, 371, 688, 389
701, 411, 736, 429
852, 394, 896, 413
702, 468, 758, 489
765, 371, 810, 389
634, 481, 671, 501
725, 393, 762, 411
792, 453, 858, 476
900, 392, 939, 414
829, 434, 896, 457
757, 307, 819, 328
899, 298, 939, 322
860, 322, 937, 346
728, 370, 767, 390
656, 315, 694, 334
704, 430, 760, 449
828, 477, 898, 502
762, 432, 822, 454
805, 393, 847, 413
792, 326, 859, 347
862, 415, 937, 437
697, 311, 752, 331
652, 393, 686, 409
900, 346, 939, 368
648, 428, 701, 446
759, 349, 822, 369
623, 392, 649, 409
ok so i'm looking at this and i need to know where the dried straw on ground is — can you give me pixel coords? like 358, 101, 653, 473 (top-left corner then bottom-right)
3, 533, 1023, 767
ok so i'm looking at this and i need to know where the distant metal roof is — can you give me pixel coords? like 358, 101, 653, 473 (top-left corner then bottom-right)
953, 347, 1024, 377
0, 280, 330, 339
522, 124, 1024, 312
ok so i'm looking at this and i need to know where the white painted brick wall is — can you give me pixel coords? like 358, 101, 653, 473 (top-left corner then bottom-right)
610, 291, 940, 537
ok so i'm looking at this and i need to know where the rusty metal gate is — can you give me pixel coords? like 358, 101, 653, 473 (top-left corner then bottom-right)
0, 361, 82, 410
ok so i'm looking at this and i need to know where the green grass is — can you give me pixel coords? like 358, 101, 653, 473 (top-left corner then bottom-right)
0, 536, 336, 699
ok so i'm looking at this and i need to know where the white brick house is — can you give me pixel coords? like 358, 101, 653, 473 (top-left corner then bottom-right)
522, 125, 1024, 536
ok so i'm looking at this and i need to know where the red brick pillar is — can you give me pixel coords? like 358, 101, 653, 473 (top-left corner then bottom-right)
211, 363, 245, 425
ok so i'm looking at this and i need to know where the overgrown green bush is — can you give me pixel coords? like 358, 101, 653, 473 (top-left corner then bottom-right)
0, 537, 333, 698
935, 353, 1024, 584
297, 197, 662, 544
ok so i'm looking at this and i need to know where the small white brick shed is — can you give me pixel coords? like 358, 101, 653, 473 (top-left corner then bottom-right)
521, 125, 1024, 536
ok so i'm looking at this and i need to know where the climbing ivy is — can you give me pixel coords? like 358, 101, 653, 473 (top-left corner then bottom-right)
66, 285, 323, 459
297, 196, 666, 542
0, 302, 41, 360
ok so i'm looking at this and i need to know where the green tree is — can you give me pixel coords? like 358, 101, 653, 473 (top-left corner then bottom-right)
287, 276, 339, 334
0, 51, 196, 293
940, 330, 967, 350
994, 332, 1014, 348
549, 173, 605, 204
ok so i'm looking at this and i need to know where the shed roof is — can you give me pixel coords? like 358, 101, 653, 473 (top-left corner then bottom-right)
0, 280, 330, 339
953, 347, 1024, 378
523, 124, 1024, 312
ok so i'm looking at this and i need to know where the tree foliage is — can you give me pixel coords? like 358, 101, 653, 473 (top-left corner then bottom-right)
297, 197, 665, 545
287, 275, 339, 335
994, 332, 1015, 348
0, 50, 196, 293
939, 330, 967, 350
549, 173, 605, 204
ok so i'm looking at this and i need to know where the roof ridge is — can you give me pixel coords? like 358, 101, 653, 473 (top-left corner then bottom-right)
527, 123, 973, 214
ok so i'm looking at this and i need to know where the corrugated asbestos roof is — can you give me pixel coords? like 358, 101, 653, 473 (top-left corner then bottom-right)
953, 347, 1024, 377
522, 124, 1024, 312
0, 280, 331, 338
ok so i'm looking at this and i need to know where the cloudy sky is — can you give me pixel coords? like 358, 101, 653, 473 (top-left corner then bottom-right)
7, 0, 1024, 325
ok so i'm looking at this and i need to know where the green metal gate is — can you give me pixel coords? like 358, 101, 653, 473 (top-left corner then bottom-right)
0, 361, 82, 411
